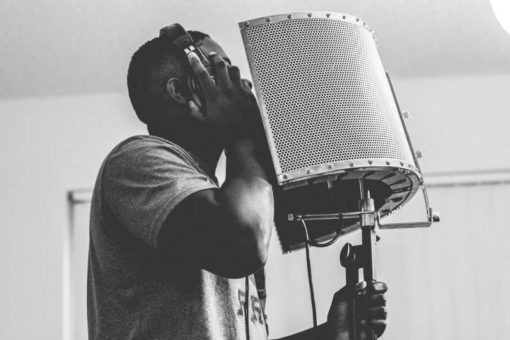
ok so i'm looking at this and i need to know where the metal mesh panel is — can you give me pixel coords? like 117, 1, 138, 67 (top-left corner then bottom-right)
241, 14, 415, 181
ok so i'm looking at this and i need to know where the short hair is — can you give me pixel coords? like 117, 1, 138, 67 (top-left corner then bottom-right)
127, 30, 209, 124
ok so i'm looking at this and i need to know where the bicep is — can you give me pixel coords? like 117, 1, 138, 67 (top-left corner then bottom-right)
102, 139, 217, 248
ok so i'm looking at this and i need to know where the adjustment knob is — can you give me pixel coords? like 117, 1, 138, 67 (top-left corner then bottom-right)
340, 243, 356, 267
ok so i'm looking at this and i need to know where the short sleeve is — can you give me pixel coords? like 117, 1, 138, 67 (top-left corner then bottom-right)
101, 136, 218, 249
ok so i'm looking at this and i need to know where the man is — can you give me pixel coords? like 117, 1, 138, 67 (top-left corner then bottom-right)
88, 27, 387, 339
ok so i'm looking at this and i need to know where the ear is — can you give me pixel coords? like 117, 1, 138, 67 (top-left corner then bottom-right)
166, 77, 189, 105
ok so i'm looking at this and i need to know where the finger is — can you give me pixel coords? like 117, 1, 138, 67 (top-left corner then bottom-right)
187, 52, 215, 95
355, 281, 368, 293
188, 100, 206, 122
333, 281, 367, 301
366, 319, 387, 338
210, 53, 232, 90
359, 293, 386, 308
360, 320, 387, 339
367, 281, 388, 294
241, 79, 253, 95
243, 79, 253, 90
360, 306, 387, 320
228, 66, 243, 89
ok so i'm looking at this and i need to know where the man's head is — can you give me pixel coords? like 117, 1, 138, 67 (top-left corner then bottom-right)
127, 28, 247, 167
128, 30, 232, 133
127, 30, 207, 126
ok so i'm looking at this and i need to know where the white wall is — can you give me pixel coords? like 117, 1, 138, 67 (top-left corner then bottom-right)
391, 73, 510, 173
1, 73, 509, 339
0, 93, 144, 339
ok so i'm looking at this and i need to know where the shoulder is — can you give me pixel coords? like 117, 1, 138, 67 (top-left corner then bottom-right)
103, 135, 205, 175
108, 135, 193, 163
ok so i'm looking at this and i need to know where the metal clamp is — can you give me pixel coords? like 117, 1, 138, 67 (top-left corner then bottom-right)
378, 185, 440, 229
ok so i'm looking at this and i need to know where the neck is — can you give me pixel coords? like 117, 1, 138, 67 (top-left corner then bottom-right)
180, 137, 223, 174
150, 127, 223, 175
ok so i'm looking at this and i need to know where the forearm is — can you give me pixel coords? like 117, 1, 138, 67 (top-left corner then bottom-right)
158, 137, 273, 278
219, 136, 274, 261
225, 136, 268, 181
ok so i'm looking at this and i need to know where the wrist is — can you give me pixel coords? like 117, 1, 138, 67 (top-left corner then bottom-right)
227, 120, 255, 144
225, 136, 256, 159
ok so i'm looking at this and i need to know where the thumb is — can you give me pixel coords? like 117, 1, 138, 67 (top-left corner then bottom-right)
335, 281, 367, 301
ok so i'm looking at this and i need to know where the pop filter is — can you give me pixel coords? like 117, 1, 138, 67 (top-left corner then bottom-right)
239, 12, 433, 252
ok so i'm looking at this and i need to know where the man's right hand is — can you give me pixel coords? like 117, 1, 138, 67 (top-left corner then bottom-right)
187, 51, 258, 129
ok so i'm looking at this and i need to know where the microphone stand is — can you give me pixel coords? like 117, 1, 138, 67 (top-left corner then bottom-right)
288, 177, 438, 339
289, 178, 379, 340
339, 179, 378, 340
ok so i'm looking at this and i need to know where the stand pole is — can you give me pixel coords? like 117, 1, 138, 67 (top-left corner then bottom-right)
340, 243, 361, 340
290, 178, 387, 339
340, 179, 378, 340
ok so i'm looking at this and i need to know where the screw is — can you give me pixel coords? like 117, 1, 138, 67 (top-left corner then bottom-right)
432, 210, 440, 222
349, 162, 355, 167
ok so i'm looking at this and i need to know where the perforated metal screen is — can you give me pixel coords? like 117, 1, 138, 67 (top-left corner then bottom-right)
240, 13, 416, 184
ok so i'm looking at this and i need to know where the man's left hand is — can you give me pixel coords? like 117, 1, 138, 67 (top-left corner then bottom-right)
327, 281, 388, 340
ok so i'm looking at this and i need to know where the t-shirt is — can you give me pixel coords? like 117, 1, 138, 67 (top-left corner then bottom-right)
88, 135, 268, 339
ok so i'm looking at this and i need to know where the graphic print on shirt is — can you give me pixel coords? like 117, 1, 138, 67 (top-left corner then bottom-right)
237, 289, 265, 324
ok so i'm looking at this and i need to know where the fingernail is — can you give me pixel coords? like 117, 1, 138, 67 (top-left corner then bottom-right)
188, 52, 199, 62
208, 52, 216, 57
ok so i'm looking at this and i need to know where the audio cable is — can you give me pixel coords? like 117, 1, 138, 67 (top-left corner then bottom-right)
300, 219, 318, 328
299, 215, 344, 330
